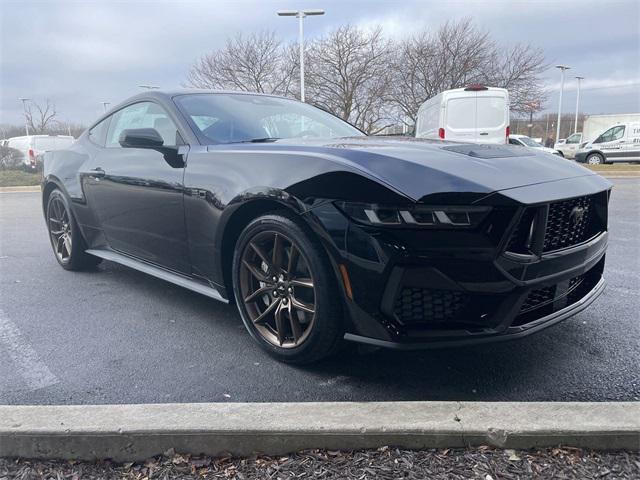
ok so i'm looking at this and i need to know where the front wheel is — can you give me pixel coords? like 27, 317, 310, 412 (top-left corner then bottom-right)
232, 212, 344, 364
46, 189, 102, 271
586, 153, 604, 165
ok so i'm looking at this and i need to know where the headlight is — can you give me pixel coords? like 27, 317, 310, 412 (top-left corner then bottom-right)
335, 202, 491, 228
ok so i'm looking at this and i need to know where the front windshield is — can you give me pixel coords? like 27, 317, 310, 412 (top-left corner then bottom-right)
175, 93, 364, 144
518, 136, 542, 147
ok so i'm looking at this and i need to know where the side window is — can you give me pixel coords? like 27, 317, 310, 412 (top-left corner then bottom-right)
611, 125, 625, 141
508, 138, 521, 145
88, 117, 111, 147
595, 126, 624, 144
106, 102, 179, 148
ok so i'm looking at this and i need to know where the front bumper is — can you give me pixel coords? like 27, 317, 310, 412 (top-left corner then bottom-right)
306, 178, 611, 349
344, 276, 605, 349
575, 151, 590, 163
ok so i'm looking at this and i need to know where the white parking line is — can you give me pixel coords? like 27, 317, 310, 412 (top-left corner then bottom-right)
0, 309, 58, 390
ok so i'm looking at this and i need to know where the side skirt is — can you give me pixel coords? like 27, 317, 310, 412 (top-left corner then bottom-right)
86, 249, 228, 304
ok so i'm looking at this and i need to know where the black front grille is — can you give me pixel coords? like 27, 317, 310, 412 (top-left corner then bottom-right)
393, 288, 469, 324
506, 194, 604, 255
543, 196, 594, 252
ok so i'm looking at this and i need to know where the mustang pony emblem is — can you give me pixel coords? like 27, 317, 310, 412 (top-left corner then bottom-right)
570, 206, 586, 226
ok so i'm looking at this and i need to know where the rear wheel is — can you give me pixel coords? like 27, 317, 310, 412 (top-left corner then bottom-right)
232, 212, 343, 363
46, 189, 101, 271
586, 153, 604, 165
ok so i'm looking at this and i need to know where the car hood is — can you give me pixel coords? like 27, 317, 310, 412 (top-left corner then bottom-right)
263, 136, 599, 202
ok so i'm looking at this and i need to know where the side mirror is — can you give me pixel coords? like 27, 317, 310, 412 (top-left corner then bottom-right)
557, 139, 566, 144
119, 128, 164, 148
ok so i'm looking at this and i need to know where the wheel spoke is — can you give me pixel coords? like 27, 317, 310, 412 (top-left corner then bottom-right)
242, 259, 269, 283
287, 244, 299, 274
291, 296, 315, 314
50, 228, 64, 235
63, 234, 72, 257
290, 278, 313, 289
49, 218, 62, 226
249, 241, 271, 267
272, 233, 283, 270
253, 297, 280, 325
244, 285, 272, 303
287, 302, 303, 342
274, 300, 286, 345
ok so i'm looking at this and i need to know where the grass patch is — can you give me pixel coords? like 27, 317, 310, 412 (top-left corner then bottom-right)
0, 170, 41, 187
585, 163, 640, 171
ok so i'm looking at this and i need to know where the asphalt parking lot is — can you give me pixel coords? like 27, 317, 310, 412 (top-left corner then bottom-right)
0, 178, 638, 405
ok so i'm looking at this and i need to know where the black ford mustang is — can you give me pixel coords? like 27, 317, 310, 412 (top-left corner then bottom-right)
42, 90, 611, 363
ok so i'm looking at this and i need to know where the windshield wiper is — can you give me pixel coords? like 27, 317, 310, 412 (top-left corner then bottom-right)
235, 137, 281, 143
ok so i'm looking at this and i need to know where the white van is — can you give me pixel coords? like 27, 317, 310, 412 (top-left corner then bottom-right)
6, 135, 75, 170
415, 86, 509, 144
575, 122, 640, 164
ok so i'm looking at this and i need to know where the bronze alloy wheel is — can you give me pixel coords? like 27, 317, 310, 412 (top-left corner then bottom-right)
47, 195, 73, 263
239, 230, 316, 348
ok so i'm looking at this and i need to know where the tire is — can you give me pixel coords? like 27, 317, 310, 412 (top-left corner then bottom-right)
586, 153, 604, 165
45, 189, 102, 271
232, 211, 344, 364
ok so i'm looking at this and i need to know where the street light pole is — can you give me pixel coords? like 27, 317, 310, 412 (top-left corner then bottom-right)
574, 76, 584, 134
101, 102, 110, 113
19, 98, 31, 136
277, 9, 325, 102
555, 65, 570, 143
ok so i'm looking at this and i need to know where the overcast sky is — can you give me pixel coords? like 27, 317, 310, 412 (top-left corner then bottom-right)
1, 0, 638, 128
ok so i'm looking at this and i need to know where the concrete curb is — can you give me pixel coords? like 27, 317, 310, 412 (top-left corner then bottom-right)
0, 186, 40, 193
1, 402, 638, 460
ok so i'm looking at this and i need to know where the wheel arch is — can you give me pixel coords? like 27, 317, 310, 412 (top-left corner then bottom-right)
218, 196, 306, 298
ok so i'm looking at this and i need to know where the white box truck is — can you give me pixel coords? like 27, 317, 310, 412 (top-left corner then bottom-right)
415, 86, 510, 144
555, 113, 640, 159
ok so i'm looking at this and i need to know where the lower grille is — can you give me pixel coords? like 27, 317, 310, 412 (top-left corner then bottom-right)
514, 260, 603, 326
520, 285, 556, 313
393, 288, 469, 324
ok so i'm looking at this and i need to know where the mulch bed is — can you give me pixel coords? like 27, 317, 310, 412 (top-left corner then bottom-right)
2, 446, 639, 479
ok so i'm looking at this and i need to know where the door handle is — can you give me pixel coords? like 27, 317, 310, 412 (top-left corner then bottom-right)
89, 167, 105, 179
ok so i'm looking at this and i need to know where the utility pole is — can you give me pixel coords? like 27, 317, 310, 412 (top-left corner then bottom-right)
555, 65, 571, 142
574, 76, 584, 134
277, 9, 325, 102
19, 98, 31, 136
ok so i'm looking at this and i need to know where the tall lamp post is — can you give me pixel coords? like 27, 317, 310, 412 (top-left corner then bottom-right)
101, 101, 110, 113
18, 98, 31, 135
555, 65, 570, 143
277, 8, 325, 102
574, 76, 584, 134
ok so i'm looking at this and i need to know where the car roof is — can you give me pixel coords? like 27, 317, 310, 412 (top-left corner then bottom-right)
509, 134, 528, 139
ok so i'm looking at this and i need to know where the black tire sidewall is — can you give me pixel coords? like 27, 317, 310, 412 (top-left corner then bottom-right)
232, 212, 343, 363
46, 189, 97, 270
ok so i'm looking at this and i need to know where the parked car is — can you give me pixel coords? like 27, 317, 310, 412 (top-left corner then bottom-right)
554, 132, 582, 159
509, 134, 562, 156
575, 122, 640, 164
415, 85, 509, 144
43, 90, 610, 363
6, 135, 75, 171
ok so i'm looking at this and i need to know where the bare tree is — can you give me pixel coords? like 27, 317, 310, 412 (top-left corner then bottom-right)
487, 43, 547, 114
305, 25, 394, 134
185, 31, 297, 96
388, 18, 547, 124
24, 99, 58, 134
388, 19, 493, 124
